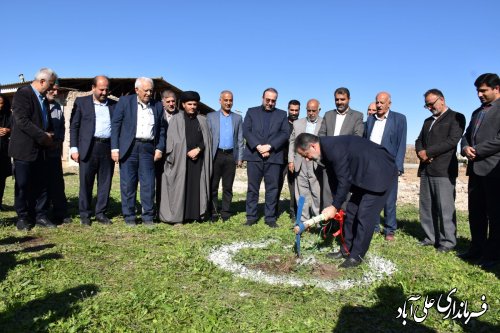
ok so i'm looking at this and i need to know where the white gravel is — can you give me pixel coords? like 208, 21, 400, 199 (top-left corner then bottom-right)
207, 240, 396, 293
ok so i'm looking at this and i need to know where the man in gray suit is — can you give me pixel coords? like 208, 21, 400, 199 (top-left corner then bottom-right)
207, 90, 244, 221
317, 87, 364, 209
460, 73, 500, 268
289, 99, 323, 221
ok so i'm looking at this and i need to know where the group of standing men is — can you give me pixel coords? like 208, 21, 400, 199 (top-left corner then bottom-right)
412, 73, 500, 269
4, 67, 499, 269
5, 69, 244, 229
284, 88, 407, 244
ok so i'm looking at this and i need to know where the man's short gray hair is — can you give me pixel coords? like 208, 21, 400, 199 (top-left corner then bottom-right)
34, 68, 57, 81
161, 89, 176, 99
135, 77, 154, 89
220, 90, 233, 97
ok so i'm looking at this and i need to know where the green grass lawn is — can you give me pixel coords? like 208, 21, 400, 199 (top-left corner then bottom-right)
0, 171, 498, 332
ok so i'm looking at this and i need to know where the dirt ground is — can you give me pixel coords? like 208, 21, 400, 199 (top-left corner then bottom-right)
248, 254, 342, 280
233, 165, 469, 211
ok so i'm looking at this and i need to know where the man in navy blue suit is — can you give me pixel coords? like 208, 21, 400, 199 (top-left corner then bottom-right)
70, 76, 116, 226
365, 92, 407, 241
111, 77, 166, 226
295, 133, 398, 268
243, 88, 289, 228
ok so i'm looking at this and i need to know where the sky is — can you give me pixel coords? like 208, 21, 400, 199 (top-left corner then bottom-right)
1, 0, 499, 143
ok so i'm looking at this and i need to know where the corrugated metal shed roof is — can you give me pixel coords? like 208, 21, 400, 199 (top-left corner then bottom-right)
0, 77, 214, 114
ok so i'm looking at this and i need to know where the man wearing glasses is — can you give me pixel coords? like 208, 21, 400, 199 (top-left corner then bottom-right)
415, 89, 465, 252
243, 88, 289, 228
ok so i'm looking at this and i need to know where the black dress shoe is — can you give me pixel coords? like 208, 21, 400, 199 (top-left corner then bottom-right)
479, 259, 499, 269
437, 246, 453, 253
143, 220, 154, 227
266, 221, 279, 228
326, 251, 348, 260
418, 240, 435, 247
36, 218, 57, 228
244, 220, 257, 226
62, 217, 73, 224
54, 217, 73, 225
17, 218, 33, 231
96, 214, 112, 225
81, 217, 91, 226
339, 258, 362, 269
458, 250, 482, 261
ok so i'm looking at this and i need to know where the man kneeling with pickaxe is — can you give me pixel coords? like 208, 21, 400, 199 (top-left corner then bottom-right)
293, 133, 398, 268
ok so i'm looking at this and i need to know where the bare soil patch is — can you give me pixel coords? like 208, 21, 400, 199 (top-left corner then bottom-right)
248, 254, 342, 280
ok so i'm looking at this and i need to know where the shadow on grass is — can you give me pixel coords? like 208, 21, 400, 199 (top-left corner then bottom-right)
332, 285, 435, 332
65, 195, 122, 220
455, 236, 500, 279
0, 236, 37, 246
0, 284, 99, 332
227, 198, 294, 221
0, 236, 62, 282
397, 218, 426, 240
332, 285, 497, 332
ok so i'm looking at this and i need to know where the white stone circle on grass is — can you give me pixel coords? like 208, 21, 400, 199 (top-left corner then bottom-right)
207, 240, 397, 293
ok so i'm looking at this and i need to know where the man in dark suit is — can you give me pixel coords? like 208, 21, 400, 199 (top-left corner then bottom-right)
243, 88, 289, 228
207, 90, 244, 221
278, 100, 300, 220
111, 77, 166, 226
294, 133, 398, 268
8, 68, 58, 230
460, 73, 500, 269
415, 89, 466, 252
365, 91, 407, 241
70, 76, 116, 226
318, 87, 364, 210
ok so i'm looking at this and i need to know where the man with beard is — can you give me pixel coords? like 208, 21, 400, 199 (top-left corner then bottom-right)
415, 89, 465, 252
277, 99, 300, 219
460, 73, 500, 268
318, 87, 364, 210
294, 133, 397, 268
159, 91, 212, 224
243, 88, 289, 228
